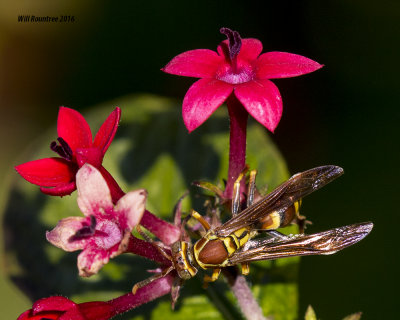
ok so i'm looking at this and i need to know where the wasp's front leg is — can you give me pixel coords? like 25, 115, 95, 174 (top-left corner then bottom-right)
202, 268, 222, 288
132, 265, 174, 294
136, 225, 172, 261
189, 209, 212, 232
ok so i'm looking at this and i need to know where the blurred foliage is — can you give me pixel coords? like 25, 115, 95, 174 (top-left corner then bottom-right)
3, 95, 301, 319
304, 305, 362, 320
304, 305, 317, 320
342, 312, 362, 320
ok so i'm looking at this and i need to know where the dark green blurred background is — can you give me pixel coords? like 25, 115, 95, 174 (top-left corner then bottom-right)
0, 1, 398, 319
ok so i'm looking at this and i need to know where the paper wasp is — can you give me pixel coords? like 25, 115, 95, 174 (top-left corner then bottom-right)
133, 165, 373, 293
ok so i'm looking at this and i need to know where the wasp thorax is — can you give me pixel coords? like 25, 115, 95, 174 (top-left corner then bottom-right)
197, 240, 229, 265
171, 241, 198, 280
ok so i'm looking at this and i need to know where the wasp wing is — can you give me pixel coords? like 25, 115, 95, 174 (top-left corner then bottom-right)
226, 222, 373, 265
215, 165, 344, 237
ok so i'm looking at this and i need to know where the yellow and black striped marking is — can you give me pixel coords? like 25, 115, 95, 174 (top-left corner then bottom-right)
171, 241, 198, 280
258, 200, 302, 230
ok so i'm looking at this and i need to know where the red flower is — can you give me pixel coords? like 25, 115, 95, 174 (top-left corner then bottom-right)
162, 28, 323, 132
17, 296, 113, 320
15, 107, 121, 198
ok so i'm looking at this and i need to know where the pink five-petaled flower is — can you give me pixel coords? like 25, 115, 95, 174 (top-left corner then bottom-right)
17, 296, 113, 320
15, 106, 122, 200
162, 27, 323, 132
46, 164, 147, 277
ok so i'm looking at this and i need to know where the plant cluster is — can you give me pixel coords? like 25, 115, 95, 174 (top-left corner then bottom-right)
14, 28, 371, 320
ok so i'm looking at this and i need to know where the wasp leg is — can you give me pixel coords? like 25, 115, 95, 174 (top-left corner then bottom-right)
292, 200, 312, 233
257, 229, 290, 241
171, 277, 184, 310
136, 225, 173, 262
202, 268, 222, 288
232, 165, 249, 215
296, 216, 307, 234
190, 209, 211, 232
241, 262, 250, 275
173, 191, 189, 228
192, 180, 224, 198
132, 265, 174, 294
247, 169, 258, 208
179, 214, 191, 241
268, 230, 290, 240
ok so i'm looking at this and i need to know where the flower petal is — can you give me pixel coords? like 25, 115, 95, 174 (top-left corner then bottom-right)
59, 311, 86, 320
234, 79, 282, 132
17, 310, 32, 320
32, 296, 77, 313
78, 245, 116, 277
93, 107, 121, 154
161, 49, 222, 78
18, 297, 81, 320
71, 301, 113, 320
76, 164, 113, 217
75, 147, 103, 168
115, 189, 147, 230
217, 38, 263, 61
40, 181, 76, 197
57, 107, 93, 152
21, 297, 112, 320
237, 38, 263, 61
256, 52, 323, 79
15, 158, 76, 187
46, 216, 89, 252
183, 78, 233, 132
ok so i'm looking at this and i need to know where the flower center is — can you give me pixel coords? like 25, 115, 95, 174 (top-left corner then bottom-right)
94, 219, 122, 249
220, 27, 242, 62
217, 27, 254, 84
70, 215, 97, 241
216, 65, 254, 84
50, 137, 73, 161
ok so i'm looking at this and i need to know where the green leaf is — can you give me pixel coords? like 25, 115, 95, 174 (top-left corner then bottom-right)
3, 94, 295, 319
342, 312, 362, 320
305, 305, 317, 320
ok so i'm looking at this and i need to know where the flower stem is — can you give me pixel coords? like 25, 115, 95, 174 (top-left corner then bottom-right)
223, 269, 269, 320
224, 95, 248, 199
230, 276, 269, 320
108, 273, 174, 317
98, 166, 125, 204
140, 210, 181, 246
126, 235, 171, 265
